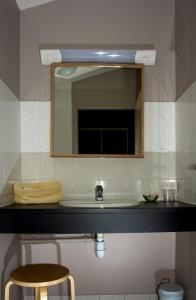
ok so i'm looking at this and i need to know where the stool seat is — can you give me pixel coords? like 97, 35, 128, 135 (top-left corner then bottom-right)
10, 264, 69, 287
4, 263, 75, 300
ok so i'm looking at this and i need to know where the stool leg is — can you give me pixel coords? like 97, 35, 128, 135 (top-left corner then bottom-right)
67, 275, 75, 300
35, 287, 40, 300
4, 280, 14, 300
39, 287, 47, 300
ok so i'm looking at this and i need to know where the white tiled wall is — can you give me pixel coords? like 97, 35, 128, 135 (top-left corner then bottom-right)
21, 102, 176, 154
19, 101, 176, 296
144, 102, 175, 153
20, 101, 176, 199
21, 101, 50, 152
176, 80, 196, 203
0, 79, 20, 205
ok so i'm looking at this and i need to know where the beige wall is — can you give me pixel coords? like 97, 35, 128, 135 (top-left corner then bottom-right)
176, 232, 196, 300
0, 0, 21, 205
20, 0, 175, 102
175, 0, 196, 99
175, 1, 196, 299
21, 233, 175, 296
0, 2, 21, 299
175, 0, 196, 208
0, 235, 21, 299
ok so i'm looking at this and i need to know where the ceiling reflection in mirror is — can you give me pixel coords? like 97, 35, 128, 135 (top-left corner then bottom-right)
51, 63, 144, 157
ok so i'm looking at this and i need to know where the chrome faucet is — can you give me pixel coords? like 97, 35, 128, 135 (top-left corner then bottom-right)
95, 185, 103, 201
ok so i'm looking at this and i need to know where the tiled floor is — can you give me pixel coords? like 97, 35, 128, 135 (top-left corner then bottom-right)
24, 294, 158, 300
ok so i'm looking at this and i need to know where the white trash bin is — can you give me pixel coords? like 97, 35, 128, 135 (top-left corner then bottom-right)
158, 283, 184, 300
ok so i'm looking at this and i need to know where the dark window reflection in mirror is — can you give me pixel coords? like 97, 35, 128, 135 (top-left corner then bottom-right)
78, 110, 135, 154
51, 63, 144, 157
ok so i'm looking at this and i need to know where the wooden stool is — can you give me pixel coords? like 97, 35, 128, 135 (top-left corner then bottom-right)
4, 263, 75, 300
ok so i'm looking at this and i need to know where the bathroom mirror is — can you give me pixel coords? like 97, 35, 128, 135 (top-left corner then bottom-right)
51, 63, 144, 157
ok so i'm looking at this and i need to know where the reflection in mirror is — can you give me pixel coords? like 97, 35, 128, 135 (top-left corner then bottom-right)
51, 63, 144, 157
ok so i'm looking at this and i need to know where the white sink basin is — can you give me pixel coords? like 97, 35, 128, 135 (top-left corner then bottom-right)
59, 200, 139, 208
59, 193, 139, 208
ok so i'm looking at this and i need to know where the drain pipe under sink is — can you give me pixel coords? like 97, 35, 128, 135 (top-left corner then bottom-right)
95, 233, 105, 258
20, 234, 105, 258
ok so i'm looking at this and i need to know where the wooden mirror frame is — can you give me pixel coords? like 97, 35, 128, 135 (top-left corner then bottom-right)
51, 62, 144, 158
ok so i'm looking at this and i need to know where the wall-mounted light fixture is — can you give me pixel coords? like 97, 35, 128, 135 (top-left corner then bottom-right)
40, 49, 156, 65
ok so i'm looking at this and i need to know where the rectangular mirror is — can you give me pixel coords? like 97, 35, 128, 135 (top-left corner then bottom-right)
51, 63, 144, 157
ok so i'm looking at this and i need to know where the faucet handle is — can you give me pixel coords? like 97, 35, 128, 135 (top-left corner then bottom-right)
95, 185, 103, 192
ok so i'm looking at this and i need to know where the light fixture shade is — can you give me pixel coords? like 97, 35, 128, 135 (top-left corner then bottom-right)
40, 49, 156, 66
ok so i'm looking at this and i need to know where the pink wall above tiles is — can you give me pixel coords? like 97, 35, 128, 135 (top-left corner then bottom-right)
175, 0, 196, 100
20, 0, 175, 102
0, 0, 20, 97
21, 233, 176, 295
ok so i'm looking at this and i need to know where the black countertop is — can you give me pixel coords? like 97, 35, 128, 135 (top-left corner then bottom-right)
0, 201, 196, 234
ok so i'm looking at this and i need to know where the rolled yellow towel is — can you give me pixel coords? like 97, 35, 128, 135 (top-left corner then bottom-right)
14, 181, 63, 204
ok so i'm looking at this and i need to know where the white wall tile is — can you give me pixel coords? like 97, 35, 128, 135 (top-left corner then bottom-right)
21, 101, 50, 153
149, 295, 158, 300
0, 79, 20, 204
191, 81, 196, 116
125, 295, 149, 300
21, 153, 73, 182
50, 157, 73, 180
21, 101, 176, 154
60, 180, 73, 194
124, 153, 160, 180
176, 79, 196, 203
100, 180, 129, 195
72, 179, 98, 195
77, 296, 99, 300
20, 101, 176, 198
145, 102, 175, 153
100, 296, 124, 300
144, 103, 160, 152
73, 158, 99, 180
98, 158, 126, 180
